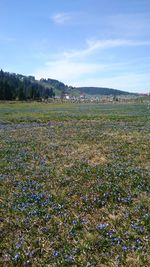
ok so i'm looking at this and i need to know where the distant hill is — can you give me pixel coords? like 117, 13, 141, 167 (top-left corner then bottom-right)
40, 79, 136, 96
0, 69, 137, 100
39, 80, 136, 96
76, 87, 134, 96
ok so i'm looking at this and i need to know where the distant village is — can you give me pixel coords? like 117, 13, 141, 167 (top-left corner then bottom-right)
46, 91, 149, 103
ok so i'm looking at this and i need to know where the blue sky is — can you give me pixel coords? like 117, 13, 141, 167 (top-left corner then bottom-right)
0, 0, 150, 93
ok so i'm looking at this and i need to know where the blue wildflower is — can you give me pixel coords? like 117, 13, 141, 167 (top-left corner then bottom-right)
13, 254, 19, 261
69, 255, 74, 261
97, 223, 108, 230
53, 250, 59, 257
122, 245, 128, 251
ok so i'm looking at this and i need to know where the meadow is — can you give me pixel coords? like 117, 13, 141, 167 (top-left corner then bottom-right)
0, 101, 150, 266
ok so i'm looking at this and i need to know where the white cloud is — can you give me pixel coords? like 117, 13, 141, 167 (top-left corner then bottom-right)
63, 39, 150, 59
35, 60, 99, 81
51, 12, 71, 25
34, 60, 150, 92
34, 38, 150, 93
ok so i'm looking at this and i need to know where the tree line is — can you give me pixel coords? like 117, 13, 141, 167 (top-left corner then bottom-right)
0, 70, 55, 100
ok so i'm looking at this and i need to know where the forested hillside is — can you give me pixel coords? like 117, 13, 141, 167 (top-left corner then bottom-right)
0, 69, 136, 101
0, 70, 55, 100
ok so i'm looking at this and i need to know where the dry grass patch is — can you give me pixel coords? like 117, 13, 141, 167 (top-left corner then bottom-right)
71, 144, 109, 166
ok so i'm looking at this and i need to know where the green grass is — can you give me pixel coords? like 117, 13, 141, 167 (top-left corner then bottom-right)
0, 101, 150, 266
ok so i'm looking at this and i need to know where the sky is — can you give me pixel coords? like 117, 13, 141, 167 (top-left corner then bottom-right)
0, 0, 150, 93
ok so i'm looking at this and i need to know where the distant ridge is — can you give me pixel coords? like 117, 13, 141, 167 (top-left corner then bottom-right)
0, 70, 138, 100
40, 80, 137, 96
39, 78, 137, 96
75, 87, 135, 96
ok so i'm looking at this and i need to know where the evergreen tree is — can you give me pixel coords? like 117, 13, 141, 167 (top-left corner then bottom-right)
0, 81, 4, 100
4, 82, 13, 100
18, 85, 26, 100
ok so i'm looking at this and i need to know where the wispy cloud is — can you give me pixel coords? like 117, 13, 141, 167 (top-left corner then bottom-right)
34, 53, 123, 85
34, 38, 150, 92
35, 60, 99, 81
51, 12, 71, 25
34, 60, 150, 92
51, 12, 150, 36
63, 39, 150, 59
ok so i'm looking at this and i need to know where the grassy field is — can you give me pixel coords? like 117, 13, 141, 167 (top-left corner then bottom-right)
0, 101, 150, 266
